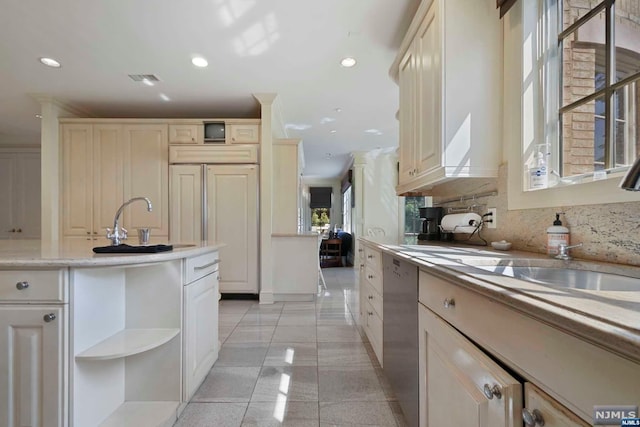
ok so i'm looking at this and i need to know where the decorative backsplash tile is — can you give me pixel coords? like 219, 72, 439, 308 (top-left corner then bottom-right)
429, 164, 640, 266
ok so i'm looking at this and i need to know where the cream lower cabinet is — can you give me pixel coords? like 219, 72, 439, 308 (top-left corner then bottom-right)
418, 303, 522, 427
358, 242, 383, 365
183, 252, 220, 400
523, 383, 589, 427
0, 269, 68, 427
418, 268, 640, 426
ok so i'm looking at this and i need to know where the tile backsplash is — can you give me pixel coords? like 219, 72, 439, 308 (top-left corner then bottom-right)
429, 164, 640, 266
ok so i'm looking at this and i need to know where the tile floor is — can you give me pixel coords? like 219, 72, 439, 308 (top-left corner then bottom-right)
174, 267, 408, 427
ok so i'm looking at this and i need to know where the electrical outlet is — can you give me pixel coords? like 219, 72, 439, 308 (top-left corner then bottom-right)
487, 208, 497, 229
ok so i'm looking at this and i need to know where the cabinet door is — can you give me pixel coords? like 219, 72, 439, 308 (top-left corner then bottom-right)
92, 124, 123, 239
169, 165, 203, 243
418, 304, 522, 427
122, 124, 169, 238
416, 2, 441, 175
206, 165, 258, 293
0, 306, 65, 427
61, 124, 94, 238
227, 123, 260, 144
523, 383, 589, 427
169, 124, 201, 144
0, 154, 16, 239
184, 272, 219, 400
398, 45, 417, 185
13, 152, 41, 239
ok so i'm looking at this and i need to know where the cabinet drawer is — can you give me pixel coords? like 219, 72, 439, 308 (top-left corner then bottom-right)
364, 301, 383, 366
364, 265, 382, 296
364, 246, 382, 270
418, 269, 640, 423
169, 145, 258, 164
0, 270, 67, 303
185, 251, 220, 284
362, 280, 383, 319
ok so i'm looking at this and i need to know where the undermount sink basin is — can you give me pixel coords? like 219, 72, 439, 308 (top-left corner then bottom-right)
474, 265, 640, 291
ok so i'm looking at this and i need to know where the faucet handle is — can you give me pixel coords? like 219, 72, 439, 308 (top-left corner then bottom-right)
121, 227, 128, 240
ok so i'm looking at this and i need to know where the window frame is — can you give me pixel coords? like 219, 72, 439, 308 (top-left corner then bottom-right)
505, 0, 639, 210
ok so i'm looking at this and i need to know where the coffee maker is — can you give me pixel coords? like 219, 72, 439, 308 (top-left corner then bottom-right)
418, 207, 443, 241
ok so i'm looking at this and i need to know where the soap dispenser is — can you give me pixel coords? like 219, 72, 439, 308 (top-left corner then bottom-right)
547, 213, 570, 256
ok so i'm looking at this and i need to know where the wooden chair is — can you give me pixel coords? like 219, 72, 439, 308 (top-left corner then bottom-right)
320, 238, 343, 267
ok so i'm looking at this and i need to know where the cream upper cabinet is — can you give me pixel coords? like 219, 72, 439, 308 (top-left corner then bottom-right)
169, 165, 203, 243
0, 150, 41, 239
227, 122, 260, 144
418, 303, 522, 427
61, 122, 169, 241
122, 124, 169, 238
392, 0, 501, 194
61, 124, 123, 240
272, 139, 302, 234
169, 123, 203, 144
523, 383, 589, 427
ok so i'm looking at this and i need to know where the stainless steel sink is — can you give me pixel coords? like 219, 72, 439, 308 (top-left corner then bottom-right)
474, 265, 640, 291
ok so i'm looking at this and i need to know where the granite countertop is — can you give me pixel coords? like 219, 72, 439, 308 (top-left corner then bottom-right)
0, 240, 225, 268
361, 238, 640, 363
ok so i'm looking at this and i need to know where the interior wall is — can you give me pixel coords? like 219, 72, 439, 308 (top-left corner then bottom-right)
428, 163, 640, 266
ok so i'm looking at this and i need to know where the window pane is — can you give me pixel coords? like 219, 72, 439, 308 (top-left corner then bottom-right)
561, 95, 605, 175
562, 0, 604, 31
614, 82, 639, 167
615, 2, 640, 82
561, 17, 605, 107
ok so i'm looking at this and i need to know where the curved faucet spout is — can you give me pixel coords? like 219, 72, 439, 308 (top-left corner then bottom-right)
107, 197, 153, 246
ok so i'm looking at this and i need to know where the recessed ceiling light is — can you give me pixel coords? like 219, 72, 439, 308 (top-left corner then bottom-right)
330, 129, 337, 134
192, 57, 208, 68
340, 57, 356, 68
35, 114, 42, 119
334, 108, 342, 113
159, 93, 170, 101
39, 57, 61, 68
141, 78, 155, 87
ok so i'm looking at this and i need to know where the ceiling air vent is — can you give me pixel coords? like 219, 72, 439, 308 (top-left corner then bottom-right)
128, 74, 161, 83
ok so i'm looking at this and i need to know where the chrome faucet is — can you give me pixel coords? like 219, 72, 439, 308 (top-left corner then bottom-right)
555, 242, 583, 261
106, 197, 153, 246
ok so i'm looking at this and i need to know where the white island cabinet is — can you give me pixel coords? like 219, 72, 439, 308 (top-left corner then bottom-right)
0, 240, 223, 427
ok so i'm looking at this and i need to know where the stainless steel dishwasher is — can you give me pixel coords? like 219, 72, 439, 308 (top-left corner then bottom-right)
383, 253, 418, 427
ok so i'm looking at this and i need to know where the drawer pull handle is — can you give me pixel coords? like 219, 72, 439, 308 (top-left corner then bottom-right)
368, 295, 373, 300
483, 383, 502, 400
194, 259, 220, 270
368, 275, 374, 279
367, 255, 373, 259
522, 408, 545, 426
368, 311, 373, 316
443, 298, 455, 308
16, 281, 29, 290
43, 313, 56, 323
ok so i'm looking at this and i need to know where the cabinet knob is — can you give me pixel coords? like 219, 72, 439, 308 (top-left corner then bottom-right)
522, 408, 545, 426
483, 383, 502, 400
443, 298, 455, 308
16, 281, 29, 290
43, 313, 57, 323
368, 295, 373, 300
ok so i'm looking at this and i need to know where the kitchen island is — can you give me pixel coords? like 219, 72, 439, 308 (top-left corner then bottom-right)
0, 240, 224, 427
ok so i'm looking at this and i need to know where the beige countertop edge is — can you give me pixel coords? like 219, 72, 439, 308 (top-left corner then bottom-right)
0, 242, 225, 268
371, 242, 640, 364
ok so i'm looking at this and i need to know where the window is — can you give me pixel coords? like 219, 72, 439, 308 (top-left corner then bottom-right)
311, 208, 330, 233
342, 187, 352, 233
553, 0, 640, 179
403, 196, 428, 244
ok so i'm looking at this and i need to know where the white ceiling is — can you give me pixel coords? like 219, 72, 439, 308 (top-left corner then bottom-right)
0, 0, 419, 179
